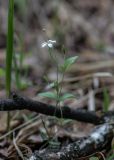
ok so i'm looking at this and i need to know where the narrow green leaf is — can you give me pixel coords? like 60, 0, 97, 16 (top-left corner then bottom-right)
61, 119, 73, 125
89, 157, 99, 160
6, 0, 14, 132
64, 56, 78, 68
0, 68, 5, 77
47, 82, 55, 89
60, 56, 78, 72
6, 0, 14, 96
38, 92, 58, 100
60, 93, 75, 101
49, 140, 60, 148
61, 45, 68, 55
47, 81, 59, 89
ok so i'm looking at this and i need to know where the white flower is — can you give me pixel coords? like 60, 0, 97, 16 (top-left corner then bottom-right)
41, 40, 56, 48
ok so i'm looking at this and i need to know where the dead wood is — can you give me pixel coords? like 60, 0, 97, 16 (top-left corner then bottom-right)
29, 123, 114, 160
0, 93, 114, 159
0, 92, 101, 125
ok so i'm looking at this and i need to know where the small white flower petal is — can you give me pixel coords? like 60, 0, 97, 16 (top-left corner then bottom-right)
41, 42, 47, 48
48, 40, 56, 43
41, 39, 56, 48
48, 43, 53, 48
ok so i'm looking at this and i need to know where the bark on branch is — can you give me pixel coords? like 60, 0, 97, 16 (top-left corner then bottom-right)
0, 93, 101, 124
29, 123, 114, 160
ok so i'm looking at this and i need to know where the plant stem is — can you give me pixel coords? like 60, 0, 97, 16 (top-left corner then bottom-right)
56, 54, 66, 119
6, 0, 14, 131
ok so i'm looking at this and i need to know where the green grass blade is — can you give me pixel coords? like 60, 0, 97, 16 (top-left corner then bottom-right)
6, 0, 14, 131
6, 0, 14, 96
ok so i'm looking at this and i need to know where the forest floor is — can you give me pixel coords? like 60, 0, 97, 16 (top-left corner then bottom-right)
0, 0, 114, 159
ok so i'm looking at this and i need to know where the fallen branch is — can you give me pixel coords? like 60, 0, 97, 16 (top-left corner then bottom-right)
29, 123, 114, 160
0, 93, 101, 124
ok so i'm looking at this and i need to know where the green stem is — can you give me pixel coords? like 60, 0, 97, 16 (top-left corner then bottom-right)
57, 54, 66, 119
6, 0, 14, 131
